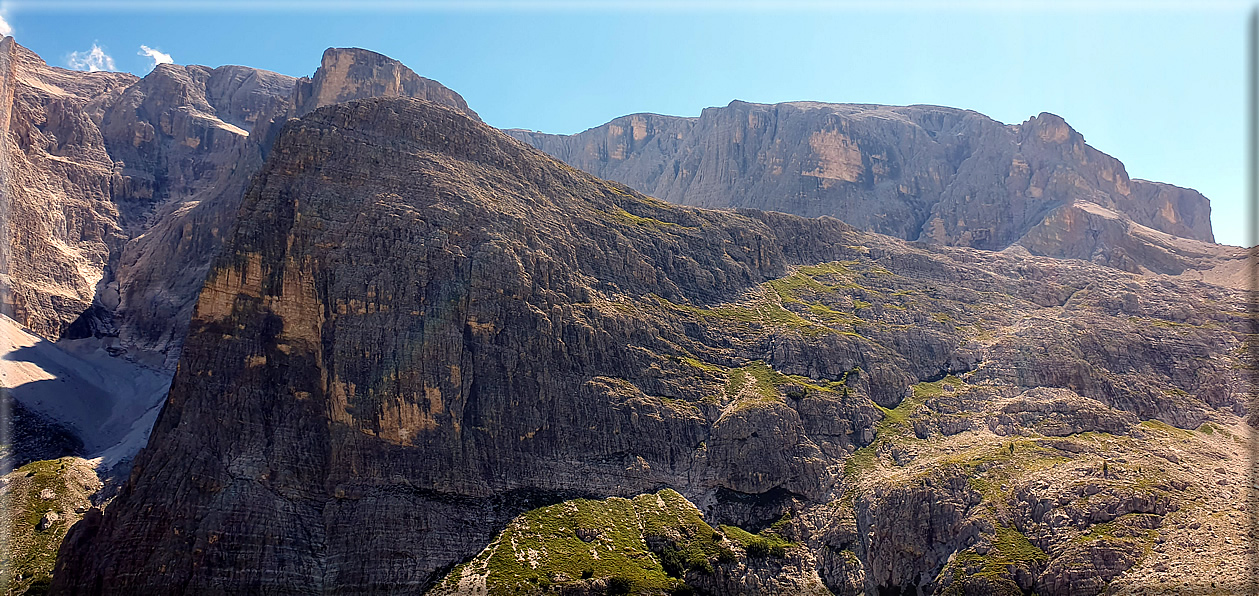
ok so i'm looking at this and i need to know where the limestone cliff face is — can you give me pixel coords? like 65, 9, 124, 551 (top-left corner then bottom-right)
0, 40, 475, 371
95, 61, 292, 228
53, 96, 1248, 594
511, 102, 986, 241
0, 37, 298, 350
508, 102, 1221, 277
0, 38, 136, 339
113, 47, 478, 368
292, 47, 478, 121
919, 112, 1214, 250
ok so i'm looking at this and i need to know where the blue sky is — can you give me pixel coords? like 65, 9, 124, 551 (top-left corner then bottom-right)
3, 2, 1251, 246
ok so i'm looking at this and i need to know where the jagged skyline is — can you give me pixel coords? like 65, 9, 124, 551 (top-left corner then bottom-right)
3, 3, 1248, 246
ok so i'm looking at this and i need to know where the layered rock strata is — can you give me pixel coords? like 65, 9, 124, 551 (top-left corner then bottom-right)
509, 101, 1236, 281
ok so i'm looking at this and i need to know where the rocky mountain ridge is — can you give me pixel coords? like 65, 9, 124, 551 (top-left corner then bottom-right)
508, 101, 1239, 283
50, 95, 1250, 595
112, 45, 479, 370
0, 42, 481, 591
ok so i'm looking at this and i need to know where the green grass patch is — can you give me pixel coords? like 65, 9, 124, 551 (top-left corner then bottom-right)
724, 368, 751, 398
442, 489, 723, 594
679, 356, 725, 375
991, 524, 1048, 565
867, 375, 967, 439
949, 524, 1047, 587
1074, 514, 1161, 551
911, 375, 965, 399
765, 273, 839, 304
654, 295, 834, 338
842, 376, 970, 479
1, 458, 92, 594
843, 443, 882, 478
1137, 419, 1194, 439
726, 361, 855, 401
718, 523, 792, 559
804, 303, 864, 334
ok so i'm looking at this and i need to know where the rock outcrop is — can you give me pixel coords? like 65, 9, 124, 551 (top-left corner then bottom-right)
508, 101, 1235, 281
52, 95, 1248, 595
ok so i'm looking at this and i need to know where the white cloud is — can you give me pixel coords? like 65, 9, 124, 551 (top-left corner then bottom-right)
138, 45, 173, 70
66, 44, 116, 72
0, 13, 12, 38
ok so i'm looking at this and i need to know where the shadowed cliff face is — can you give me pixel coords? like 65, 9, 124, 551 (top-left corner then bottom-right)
508, 101, 1227, 280
53, 96, 1248, 595
0, 39, 476, 369
111, 46, 478, 369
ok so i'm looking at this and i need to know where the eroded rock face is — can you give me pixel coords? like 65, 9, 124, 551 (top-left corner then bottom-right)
508, 102, 1230, 280
292, 47, 478, 121
112, 46, 478, 368
0, 38, 136, 339
52, 96, 1248, 595
0, 36, 298, 350
0, 39, 476, 372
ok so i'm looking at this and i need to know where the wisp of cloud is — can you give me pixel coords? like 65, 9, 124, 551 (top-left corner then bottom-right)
0, 13, 12, 37
139, 45, 173, 69
66, 44, 116, 72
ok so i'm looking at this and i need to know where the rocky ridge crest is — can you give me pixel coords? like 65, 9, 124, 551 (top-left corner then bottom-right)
508, 101, 1237, 283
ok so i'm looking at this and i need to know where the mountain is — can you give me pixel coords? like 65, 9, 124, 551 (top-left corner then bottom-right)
507, 101, 1243, 284
0, 40, 477, 463
51, 95, 1249, 594
112, 46, 478, 369
0, 38, 476, 369
0, 36, 307, 347
0, 42, 482, 590
0, 38, 138, 342
0, 38, 1247, 595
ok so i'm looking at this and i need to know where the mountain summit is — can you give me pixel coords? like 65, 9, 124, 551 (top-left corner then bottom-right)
509, 101, 1237, 282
